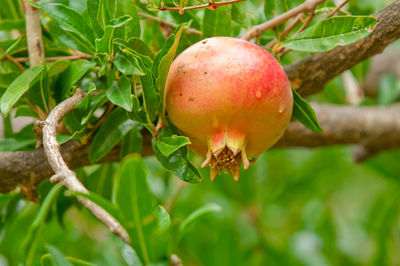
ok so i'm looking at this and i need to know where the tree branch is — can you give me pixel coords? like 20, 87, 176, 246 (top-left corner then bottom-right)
138, 12, 202, 35
24, 1, 44, 66
285, 0, 400, 97
0, 54, 94, 63
157, 0, 246, 13
241, 0, 327, 41
37, 89, 130, 245
1, 103, 399, 193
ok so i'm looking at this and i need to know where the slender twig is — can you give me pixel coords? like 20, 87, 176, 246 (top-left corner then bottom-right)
276, 10, 315, 57
0, 54, 94, 63
158, 0, 246, 13
327, 0, 350, 17
0, 47, 25, 71
37, 89, 131, 245
138, 12, 202, 35
266, 14, 304, 49
241, 0, 327, 41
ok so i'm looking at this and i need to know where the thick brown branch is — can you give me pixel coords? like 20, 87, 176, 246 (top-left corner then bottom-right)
275, 103, 400, 149
1, 104, 399, 193
38, 90, 130, 245
285, 0, 400, 97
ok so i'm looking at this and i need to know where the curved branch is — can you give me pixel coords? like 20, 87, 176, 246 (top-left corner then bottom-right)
285, 0, 400, 97
38, 89, 130, 245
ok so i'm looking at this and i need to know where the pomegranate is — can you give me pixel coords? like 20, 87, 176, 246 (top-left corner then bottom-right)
165, 37, 293, 181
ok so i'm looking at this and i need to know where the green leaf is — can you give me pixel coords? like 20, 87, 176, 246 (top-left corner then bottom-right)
113, 154, 155, 265
377, 74, 400, 106
76, 82, 97, 111
45, 245, 73, 266
264, 0, 288, 21
26, 64, 49, 113
282, 16, 378, 52
41, 254, 95, 266
0, 138, 36, 151
87, 0, 104, 37
115, 38, 155, 59
203, 6, 232, 38
99, 0, 116, 26
23, 184, 63, 263
120, 125, 143, 157
155, 135, 191, 157
116, 0, 141, 38
44, 19, 95, 55
80, 93, 107, 125
47, 60, 70, 77
121, 244, 143, 266
0, 66, 42, 116
154, 205, 171, 233
68, 191, 124, 224
139, 65, 160, 123
96, 15, 132, 55
178, 203, 221, 238
39, 64, 49, 113
55, 60, 95, 100
152, 24, 185, 117
152, 138, 203, 183
14, 105, 39, 118
106, 77, 133, 111
292, 89, 322, 132
0, 18, 25, 30
113, 53, 145, 76
32, 2, 95, 47
89, 108, 136, 162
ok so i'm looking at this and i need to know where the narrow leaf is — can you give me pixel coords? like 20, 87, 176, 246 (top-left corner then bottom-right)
46, 245, 73, 266
203, 6, 232, 38
178, 203, 221, 238
87, 0, 104, 37
292, 89, 322, 132
121, 244, 143, 266
0, 66, 42, 116
32, 2, 95, 46
152, 24, 185, 119
116, 0, 141, 38
283, 16, 378, 52
113, 154, 155, 265
89, 108, 136, 162
55, 60, 95, 100
95, 15, 132, 55
114, 53, 145, 75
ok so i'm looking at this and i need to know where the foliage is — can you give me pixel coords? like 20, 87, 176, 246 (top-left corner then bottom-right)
0, 0, 399, 265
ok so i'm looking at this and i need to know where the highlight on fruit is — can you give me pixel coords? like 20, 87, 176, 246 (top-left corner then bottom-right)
165, 37, 293, 182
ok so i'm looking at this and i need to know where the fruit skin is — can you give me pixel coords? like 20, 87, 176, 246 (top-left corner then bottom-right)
165, 37, 293, 181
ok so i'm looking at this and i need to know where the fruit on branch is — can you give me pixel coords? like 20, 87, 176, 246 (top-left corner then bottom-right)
165, 37, 293, 181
